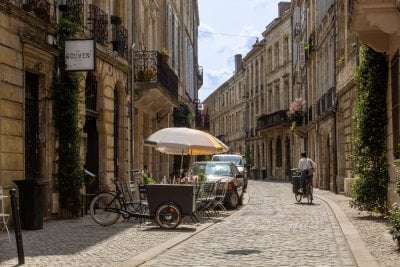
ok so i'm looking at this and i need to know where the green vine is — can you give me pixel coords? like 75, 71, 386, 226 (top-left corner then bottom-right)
172, 103, 193, 177
350, 44, 389, 214
388, 162, 400, 249
52, 17, 82, 218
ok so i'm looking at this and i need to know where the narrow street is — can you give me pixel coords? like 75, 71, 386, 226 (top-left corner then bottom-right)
137, 180, 355, 266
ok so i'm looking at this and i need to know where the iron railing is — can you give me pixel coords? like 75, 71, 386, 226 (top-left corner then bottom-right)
316, 87, 336, 117
88, 4, 108, 45
111, 24, 128, 60
257, 110, 290, 130
133, 51, 178, 99
18, 0, 51, 23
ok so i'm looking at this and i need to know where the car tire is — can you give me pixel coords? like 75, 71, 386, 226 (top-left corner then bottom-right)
225, 190, 239, 209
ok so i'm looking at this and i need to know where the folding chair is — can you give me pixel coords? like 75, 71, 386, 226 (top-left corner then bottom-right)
0, 186, 10, 242
209, 181, 227, 214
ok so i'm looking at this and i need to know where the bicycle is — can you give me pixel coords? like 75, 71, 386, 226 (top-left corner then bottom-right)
292, 171, 313, 204
89, 179, 150, 226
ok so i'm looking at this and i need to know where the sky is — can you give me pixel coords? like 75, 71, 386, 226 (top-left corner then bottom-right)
198, 0, 284, 102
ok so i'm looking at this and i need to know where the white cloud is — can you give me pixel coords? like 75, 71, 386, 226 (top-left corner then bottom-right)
198, 0, 283, 101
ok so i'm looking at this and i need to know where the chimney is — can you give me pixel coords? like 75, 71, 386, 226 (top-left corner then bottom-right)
278, 2, 291, 17
234, 54, 243, 73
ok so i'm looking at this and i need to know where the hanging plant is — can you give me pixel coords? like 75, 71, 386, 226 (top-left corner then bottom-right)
350, 44, 389, 214
52, 17, 83, 218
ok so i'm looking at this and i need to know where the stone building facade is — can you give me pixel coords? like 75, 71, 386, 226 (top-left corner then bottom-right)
203, 2, 292, 180
0, 0, 58, 216
132, 0, 201, 181
256, 2, 292, 180
0, 0, 201, 218
203, 0, 400, 207
203, 55, 246, 156
0, 0, 135, 215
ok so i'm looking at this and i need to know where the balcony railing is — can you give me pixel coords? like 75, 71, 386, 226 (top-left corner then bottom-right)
88, 4, 108, 45
111, 24, 128, 60
18, 0, 51, 23
133, 51, 179, 99
257, 110, 290, 130
316, 87, 336, 117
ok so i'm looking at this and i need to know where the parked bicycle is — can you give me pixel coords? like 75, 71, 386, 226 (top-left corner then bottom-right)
89, 179, 195, 229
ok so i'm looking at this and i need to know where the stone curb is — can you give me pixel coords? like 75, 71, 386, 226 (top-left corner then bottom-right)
315, 193, 380, 267
118, 222, 214, 267
118, 192, 251, 267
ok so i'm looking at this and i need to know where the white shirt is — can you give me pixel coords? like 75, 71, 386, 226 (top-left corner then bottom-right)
298, 157, 316, 171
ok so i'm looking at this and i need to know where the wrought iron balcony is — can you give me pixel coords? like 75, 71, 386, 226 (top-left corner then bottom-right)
257, 110, 290, 130
88, 4, 108, 45
316, 87, 336, 117
20, 0, 51, 23
111, 24, 128, 60
133, 51, 179, 100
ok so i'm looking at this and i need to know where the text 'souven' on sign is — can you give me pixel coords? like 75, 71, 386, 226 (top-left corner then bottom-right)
65, 39, 95, 71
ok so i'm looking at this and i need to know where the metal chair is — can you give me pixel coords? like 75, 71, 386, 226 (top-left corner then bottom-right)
209, 181, 227, 214
0, 186, 10, 242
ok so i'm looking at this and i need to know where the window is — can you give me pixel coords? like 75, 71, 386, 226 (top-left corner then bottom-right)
283, 36, 289, 63
391, 52, 400, 159
274, 42, 279, 69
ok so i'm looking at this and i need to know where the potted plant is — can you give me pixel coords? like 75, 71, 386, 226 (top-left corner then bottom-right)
287, 97, 306, 126
142, 173, 155, 184
160, 48, 169, 63
137, 69, 155, 82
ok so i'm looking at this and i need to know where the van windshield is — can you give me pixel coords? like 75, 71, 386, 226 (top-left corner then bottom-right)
212, 155, 242, 165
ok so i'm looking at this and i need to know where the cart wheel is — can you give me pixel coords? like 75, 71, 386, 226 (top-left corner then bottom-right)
155, 203, 182, 229
295, 192, 302, 202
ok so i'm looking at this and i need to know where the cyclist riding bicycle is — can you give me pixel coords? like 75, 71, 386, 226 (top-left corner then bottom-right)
297, 152, 316, 193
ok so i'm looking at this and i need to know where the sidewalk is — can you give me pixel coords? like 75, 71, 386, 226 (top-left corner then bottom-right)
313, 187, 399, 267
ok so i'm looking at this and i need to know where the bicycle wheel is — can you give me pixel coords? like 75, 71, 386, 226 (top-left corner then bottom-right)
155, 203, 182, 229
307, 186, 313, 204
90, 192, 122, 226
295, 192, 302, 202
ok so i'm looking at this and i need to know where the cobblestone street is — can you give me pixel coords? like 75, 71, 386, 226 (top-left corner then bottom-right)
138, 180, 355, 266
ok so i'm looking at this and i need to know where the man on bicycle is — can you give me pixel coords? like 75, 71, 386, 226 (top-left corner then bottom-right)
297, 152, 317, 193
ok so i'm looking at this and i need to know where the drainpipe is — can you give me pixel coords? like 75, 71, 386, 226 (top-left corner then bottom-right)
130, 1, 136, 174
333, 0, 338, 194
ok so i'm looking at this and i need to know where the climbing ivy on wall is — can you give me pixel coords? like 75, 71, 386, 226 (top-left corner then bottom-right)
350, 44, 389, 214
52, 18, 83, 218
172, 103, 193, 177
